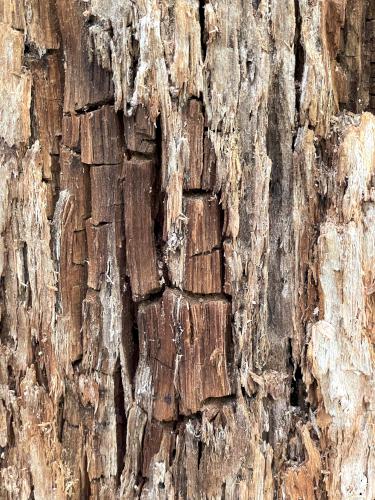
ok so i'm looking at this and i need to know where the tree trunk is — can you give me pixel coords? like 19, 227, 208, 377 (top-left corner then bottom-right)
0, 0, 374, 498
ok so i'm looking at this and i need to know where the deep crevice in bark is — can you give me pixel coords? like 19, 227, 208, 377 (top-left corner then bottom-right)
294, 0, 305, 117
199, 0, 207, 61
114, 357, 127, 484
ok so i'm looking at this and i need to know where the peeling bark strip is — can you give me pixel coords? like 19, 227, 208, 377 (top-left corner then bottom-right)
0, 0, 374, 499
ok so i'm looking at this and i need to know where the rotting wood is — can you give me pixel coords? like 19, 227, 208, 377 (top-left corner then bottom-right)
0, 0, 374, 499
123, 158, 161, 301
80, 105, 123, 165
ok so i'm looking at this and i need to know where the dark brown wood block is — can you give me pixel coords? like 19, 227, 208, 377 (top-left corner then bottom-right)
124, 106, 156, 155
184, 195, 221, 256
58, 198, 87, 363
86, 220, 109, 290
62, 114, 80, 151
81, 105, 123, 165
72, 230, 87, 265
182, 195, 222, 294
137, 289, 232, 419
90, 164, 121, 225
176, 291, 232, 415
183, 250, 222, 294
60, 147, 90, 231
56, 0, 113, 112
138, 294, 177, 421
123, 159, 161, 300
31, 53, 63, 178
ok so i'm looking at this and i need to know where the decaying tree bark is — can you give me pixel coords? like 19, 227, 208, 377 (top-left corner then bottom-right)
0, 0, 374, 498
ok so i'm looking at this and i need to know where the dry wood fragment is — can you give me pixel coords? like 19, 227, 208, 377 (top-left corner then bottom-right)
59, 147, 90, 231
62, 114, 81, 151
80, 105, 123, 165
137, 288, 231, 419
86, 220, 109, 290
124, 106, 156, 155
123, 158, 161, 300
1, 1, 375, 498
90, 164, 121, 225
56, 0, 113, 112
182, 194, 222, 293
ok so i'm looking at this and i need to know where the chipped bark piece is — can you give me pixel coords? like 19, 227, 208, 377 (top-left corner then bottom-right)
0, 399, 7, 448
90, 164, 121, 225
60, 147, 90, 231
62, 114, 80, 151
70, 282, 86, 359
60, 422, 87, 497
32, 53, 63, 174
86, 220, 109, 290
59, 198, 87, 363
45, 154, 60, 218
182, 99, 204, 189
123, 159, 160, 300
138, 294, 177, 421
172, 289, 232, 415
5, 1, 375, 498
181, 194, 222, 293
56, 0, 113, 112
72, 230, 87, 265
44, 181, 55, 219
183, 99, 204, 190
81, 105, 123, 165
136, 288, 231, 418
24, 0, 60, 51
124, 106, 156, 155
183, 250, 222, 294
44, 154, 60, 219
184, 195, 221, 256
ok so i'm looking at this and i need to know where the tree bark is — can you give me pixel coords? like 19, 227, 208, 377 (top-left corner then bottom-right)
0, 0, 374, 498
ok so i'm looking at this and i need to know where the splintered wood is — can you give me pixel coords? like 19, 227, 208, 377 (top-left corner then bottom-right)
124, 106, 157, 155
137, 289, 231, 420
56, 0, 113, 112
122, 104, 230, 425
1, 0, 375, 498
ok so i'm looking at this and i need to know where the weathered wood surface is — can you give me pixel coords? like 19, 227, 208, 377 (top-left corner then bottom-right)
0, 0, 374, 499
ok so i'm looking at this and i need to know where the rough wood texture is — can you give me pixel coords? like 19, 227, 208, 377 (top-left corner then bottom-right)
90, 164, 121, 225
124, 107, 156, 156
136, 288, 231, 420
182, 195, 222, 294
81, 106, 123, 165
0, 0, 374, 499
123, 158, 161, 301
